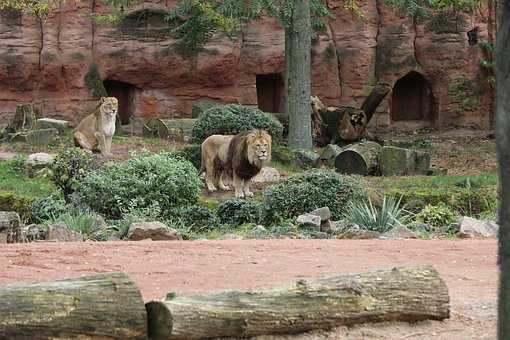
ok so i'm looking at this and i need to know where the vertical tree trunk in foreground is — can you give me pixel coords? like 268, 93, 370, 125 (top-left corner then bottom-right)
146, 266, 449, 340
285, 0, 313, 150
496, 1, 510, 338
0, 272, 147, 339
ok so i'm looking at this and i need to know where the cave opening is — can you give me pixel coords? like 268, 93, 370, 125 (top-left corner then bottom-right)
391, 72, 433, 122
256, 73, 284, 113
103, 80, 135, 125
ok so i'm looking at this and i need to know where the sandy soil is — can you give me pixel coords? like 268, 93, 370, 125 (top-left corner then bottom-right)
0, 239, 498, 339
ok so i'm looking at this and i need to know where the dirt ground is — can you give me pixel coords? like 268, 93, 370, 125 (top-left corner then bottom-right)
0, 239, 498, 339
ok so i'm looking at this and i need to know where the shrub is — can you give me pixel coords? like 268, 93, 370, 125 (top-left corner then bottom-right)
77, 153, 202, 219
271, 144, 297, 164
29, 192, 67, 223
416, 203, 457, 228
191, 104, 283, 143
175, 205, 219, 231
217, 198, 264, 226
173, 144, 201, 170
51, 148, 92, 200
345, 196, 410, 233
263, 170, 365, 221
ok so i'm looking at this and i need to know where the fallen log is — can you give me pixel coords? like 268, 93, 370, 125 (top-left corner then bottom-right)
335, 141, 382, 175
0, 272, 147, 339
146, 266, 449, 340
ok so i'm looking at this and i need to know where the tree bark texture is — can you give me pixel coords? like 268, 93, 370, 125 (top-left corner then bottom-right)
0, 272, 147, 340
496, 0, 510, 338
286, 0, 313, 150
335, 141, 382, 175
146, 266, 449, 340
7, 104, 40, 132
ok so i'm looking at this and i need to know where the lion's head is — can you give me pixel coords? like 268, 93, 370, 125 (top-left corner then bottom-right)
99, 97, 118, 118
245, 130, 272, 166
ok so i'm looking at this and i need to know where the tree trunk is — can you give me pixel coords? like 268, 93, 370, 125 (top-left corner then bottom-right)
335, 141, 382, 175
7, 104, 40, 132
285, 0, 312, 150
360, 83, 391, 123
496, 0, 510, 338
146, 266, 449, 340
0, 272, 147, 339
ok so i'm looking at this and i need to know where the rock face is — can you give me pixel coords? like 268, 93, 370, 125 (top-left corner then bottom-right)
0, 1, 494, 130
46, 223, 85, 242
127, 221, 182, 241
458, 216, 499, 238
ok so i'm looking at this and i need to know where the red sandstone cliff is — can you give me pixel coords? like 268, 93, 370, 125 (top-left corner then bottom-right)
0, 0, 495, 130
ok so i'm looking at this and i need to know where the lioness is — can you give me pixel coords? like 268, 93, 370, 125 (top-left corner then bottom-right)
201, 130, 271, 198
74, 97, 118, 157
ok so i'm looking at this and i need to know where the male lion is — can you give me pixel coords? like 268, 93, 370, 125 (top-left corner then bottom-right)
74, 97, 118, 157
201, 130, 271, 198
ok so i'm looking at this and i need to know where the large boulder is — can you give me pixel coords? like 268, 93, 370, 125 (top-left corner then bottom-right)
379, 146, 430, 176
251, 167, 281, 183
296, 214, 321, 230
0, 211, 22, 243
36, 118, 70, 133
293, 149, 320, 168
46, 223, 84, 242
10, 128, 58, 145
26, 153, 55, 175
127, 221, 182, 241
458, 216, 499, 238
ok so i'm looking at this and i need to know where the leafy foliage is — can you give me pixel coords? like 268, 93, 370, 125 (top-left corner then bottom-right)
263, 170, 365, 221
51, 148, 92, 201
77, 153, 202, 219
416, 203, 457, 228
29, 192, 67, 223
345, 196, 410, 233
174, 205, 219, 231
217, 198, 264, 226
0, 0, 57, 16
449, 75, 482, 111
173, 144, 201, 170
191, 104, 283, 143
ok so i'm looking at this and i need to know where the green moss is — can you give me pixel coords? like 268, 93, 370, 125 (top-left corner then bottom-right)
425, 10, 467, 34
71, 52, 86, 61
0, 191, 33, 218
84, 63, 107, 99
449, 75, 483, 111
325, 43, 336, 61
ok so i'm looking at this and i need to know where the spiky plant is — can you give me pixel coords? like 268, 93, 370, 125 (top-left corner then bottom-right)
346, 196, 410, 233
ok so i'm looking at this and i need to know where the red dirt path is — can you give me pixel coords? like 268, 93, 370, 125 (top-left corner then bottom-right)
0, 239, 498, 339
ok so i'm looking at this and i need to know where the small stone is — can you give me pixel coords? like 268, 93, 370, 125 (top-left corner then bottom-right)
330, 220, 380, 239
36, 118, 70, 133
296, 214, 321, 230
309, 207, 331, 222
380, 225, 419, 239
107, 235, 121, 241
459, 216, 499, 238
46, 222, 84, 242
127, 221, 182, 241
251, 167, 281, 183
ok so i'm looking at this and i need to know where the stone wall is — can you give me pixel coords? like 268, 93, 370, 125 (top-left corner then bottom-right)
0, 0, 495, 130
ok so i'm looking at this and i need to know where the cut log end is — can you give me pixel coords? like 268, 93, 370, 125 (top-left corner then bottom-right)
335, 150, 368, 175
146, 301, 173, 340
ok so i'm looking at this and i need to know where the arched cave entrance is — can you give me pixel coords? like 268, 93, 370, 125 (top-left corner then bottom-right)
391, 72, 433, 122
256, 73, 283, 113
103, 80, 135, 125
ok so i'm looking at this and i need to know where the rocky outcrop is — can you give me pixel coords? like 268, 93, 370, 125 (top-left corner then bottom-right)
0, 0, 494, 130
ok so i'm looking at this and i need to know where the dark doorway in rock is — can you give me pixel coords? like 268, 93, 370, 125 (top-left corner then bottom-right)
103, 80, 135, 125
256, 73, 283, 113
391, 72, 433, 122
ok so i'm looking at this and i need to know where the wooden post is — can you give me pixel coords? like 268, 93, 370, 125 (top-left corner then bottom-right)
0, 273, 147, 339
146, 266, 449, 340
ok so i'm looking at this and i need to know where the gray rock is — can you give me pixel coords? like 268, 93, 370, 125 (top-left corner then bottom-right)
46, 223, 84, 242
296, 214, 321, 230
220, 233, 243, 240
320, 144, 343, 166
380, 225, 419, 239
36, 118, 70, 133
11, 128, 58, 145
251, 167, 281, 183
0, 211, 22, 243
127, 221, 182, 241
459, 216, 499, 238
379, 146, 431, 176
24, 224, 47, 242
26, 153, 55, 175
309, 207, 331, 222
293, 149, 320, 168
107, 235, 121, 241
330, 220, 380, 239
248, 225, 268, 239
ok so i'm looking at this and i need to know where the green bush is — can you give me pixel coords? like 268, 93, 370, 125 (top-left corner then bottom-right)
416, 203, 457, 228
173, 144, 201, 170
217, 198, 264, 226
29, 192, 67, 223
271, 144, 297, 164
51, 148, 92, 200
346, 196, 409, 233
191, 104, 283, 143
175, 205, 219, 231
77, 153, 202, 219
263, 170, 365, 221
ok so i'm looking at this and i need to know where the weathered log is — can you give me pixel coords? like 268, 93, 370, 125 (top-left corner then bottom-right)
360, 82, 391, 123
379, 146, 431, 176
146, 266, 449, 340
335, 141, 382, 175
0, 272, 147, 339
6, 104, 40, 132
